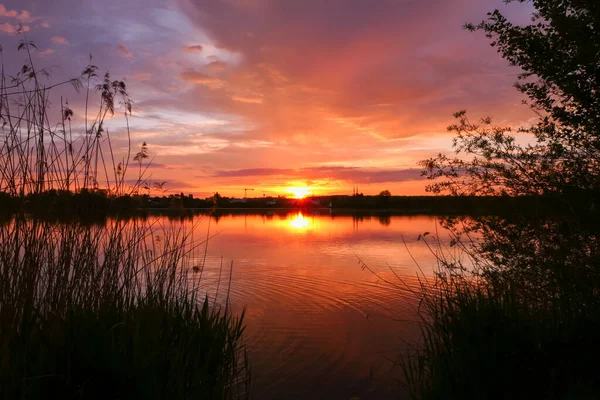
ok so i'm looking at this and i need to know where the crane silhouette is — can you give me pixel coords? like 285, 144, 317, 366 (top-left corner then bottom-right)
244, 188, 254, 198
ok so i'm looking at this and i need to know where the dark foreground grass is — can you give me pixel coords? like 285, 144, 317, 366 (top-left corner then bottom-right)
0, 35, 250, 399
403, 272, 600, 399
0, 218, 250, 399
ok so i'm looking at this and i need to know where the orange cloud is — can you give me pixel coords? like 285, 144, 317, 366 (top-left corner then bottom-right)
17, 9, 33, 23
0, 22, 29, 33
129, 73, 152, 81
0, 22, 14, 33
183, 44, 203, 52
118, 43, 133, 58
0, 5, 35, 23
39, 49, 55, 57
176, 0, 532, 148
51, 36, 69, 45
0, 4, 17, 18
180, 70, 225, 89
205, 60, 227, 72
232, 95, 263, 104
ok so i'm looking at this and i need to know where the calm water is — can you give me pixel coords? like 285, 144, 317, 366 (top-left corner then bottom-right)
169, 211, 450, 399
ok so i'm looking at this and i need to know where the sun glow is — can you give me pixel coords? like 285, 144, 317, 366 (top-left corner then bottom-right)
286, 187, 312, 199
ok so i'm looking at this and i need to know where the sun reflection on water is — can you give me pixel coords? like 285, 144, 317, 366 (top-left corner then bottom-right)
288, 212, 310, 230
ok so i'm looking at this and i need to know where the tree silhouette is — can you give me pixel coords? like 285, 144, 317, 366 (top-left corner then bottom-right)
424, 0, 600, 196
410, 3, 600, 397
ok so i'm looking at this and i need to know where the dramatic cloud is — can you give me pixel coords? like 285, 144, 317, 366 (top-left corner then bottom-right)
0, 0, 536, 196
214, 166, 424, 184
174, 0, 532, 143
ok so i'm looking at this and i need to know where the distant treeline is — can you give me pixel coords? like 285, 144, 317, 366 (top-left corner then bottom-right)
1, 189, 598, 221
326, 192, 597, 216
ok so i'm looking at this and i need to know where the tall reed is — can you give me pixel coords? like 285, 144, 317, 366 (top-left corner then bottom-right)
399, 233, 600, 399
0, 32, 250, 399
0, 28, 147, 198
0, 218, 250, 399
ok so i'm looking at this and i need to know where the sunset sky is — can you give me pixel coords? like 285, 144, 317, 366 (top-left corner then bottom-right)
0, 0, 534, 198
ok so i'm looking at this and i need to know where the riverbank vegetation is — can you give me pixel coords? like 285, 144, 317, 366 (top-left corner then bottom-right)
403, 1, 600, 398
0, 32, 250, 399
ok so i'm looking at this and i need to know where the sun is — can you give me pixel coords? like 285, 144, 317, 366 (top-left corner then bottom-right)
286, 187, 312, 199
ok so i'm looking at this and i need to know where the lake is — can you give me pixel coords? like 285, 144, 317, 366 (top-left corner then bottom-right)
166, 211, 449, 399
